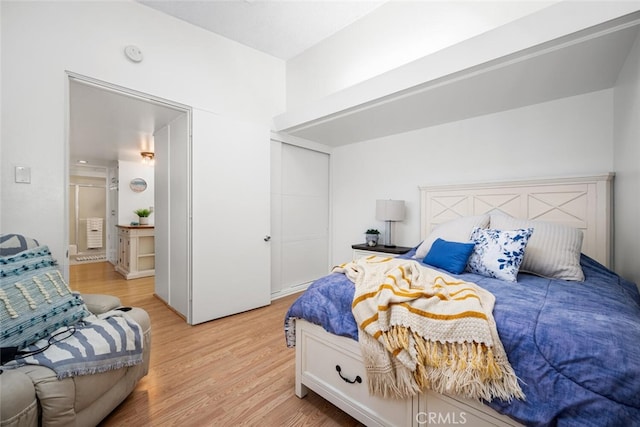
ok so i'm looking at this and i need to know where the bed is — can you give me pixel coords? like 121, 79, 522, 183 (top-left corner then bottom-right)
284, 174, 640, 427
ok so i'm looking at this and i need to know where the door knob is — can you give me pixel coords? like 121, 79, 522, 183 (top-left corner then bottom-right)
264, 235, 271, 242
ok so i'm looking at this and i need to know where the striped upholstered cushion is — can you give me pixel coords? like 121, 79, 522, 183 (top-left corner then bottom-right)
0, 246, 90, 350
490, 213, 584, 281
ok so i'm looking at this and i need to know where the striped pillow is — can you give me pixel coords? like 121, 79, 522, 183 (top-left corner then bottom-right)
490, 213, 584, 281
0, 246, 90, 350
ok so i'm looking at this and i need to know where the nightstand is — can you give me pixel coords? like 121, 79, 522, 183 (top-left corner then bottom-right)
351, 243, 412, 260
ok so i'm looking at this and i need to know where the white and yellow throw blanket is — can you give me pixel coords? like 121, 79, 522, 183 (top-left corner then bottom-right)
334, 255, 524, 402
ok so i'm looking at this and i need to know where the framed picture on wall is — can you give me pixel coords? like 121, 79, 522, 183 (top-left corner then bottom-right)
129, 178, 147, 193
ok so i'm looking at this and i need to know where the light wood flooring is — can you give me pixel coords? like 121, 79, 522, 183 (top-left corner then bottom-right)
70, 262, 363, 427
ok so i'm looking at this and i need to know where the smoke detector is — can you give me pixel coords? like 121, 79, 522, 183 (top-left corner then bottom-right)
124, 45, 143, 63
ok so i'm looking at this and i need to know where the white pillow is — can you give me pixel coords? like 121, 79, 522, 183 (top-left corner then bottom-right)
490, 213, 585, 281
415, 214, 490, 260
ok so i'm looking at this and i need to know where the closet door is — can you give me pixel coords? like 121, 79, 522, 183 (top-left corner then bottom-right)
167, 114, 190, 317
154, 125, 170, 304
154, 114, 190, 318
190, 110, 270, 324
271, 142, 329, 297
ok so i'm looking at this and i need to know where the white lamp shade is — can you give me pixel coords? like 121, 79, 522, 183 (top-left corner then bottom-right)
376, 199, 405, 221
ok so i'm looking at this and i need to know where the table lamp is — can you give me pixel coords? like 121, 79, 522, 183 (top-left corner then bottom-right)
376, 199, 405, 248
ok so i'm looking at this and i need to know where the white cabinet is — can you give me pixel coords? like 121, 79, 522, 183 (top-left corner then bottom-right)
115, 225, 155, 279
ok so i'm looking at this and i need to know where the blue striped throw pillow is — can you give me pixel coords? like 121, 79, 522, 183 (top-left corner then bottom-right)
0, 246, 90, 350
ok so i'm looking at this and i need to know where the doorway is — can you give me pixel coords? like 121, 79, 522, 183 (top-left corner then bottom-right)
66, 73, 191, 318
68, 167, 108, 264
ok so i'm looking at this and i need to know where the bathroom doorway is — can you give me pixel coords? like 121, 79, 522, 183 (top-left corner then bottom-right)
68, 166, 109, 264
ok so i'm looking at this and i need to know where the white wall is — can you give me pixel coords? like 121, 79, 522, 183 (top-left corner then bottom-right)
613, 30, 640, 285
1, 1, 285, 265
331, 89, 614, 264
286, 1, 555, 109
117, 161, 155, 226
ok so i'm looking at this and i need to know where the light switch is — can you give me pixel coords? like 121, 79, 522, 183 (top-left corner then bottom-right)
15, 166, 31, 183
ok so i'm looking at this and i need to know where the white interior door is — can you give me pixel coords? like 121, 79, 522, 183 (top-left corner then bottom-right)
190, 109, 270, 324
154, 114, 190, 318
154, 125, 170, 304
168, 114, 190, 317
271, 142, 329, 297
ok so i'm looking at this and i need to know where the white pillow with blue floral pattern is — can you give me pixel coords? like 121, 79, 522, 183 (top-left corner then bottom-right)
467, 227, 534, 282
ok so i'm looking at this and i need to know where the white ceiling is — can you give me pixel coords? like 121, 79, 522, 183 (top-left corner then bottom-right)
69, 80, 186, 167
137, 0, 387, 60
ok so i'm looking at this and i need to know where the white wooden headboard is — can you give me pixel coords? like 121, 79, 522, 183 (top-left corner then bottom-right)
419, 174, 614, 268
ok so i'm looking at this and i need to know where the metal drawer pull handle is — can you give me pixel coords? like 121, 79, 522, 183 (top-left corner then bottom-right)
336, 365, 362, 384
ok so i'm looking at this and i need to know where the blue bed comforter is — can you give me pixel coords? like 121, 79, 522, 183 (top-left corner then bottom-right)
285, 248, 640, 427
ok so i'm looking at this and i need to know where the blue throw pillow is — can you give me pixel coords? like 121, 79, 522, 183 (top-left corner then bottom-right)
0, 246, 90, 350
423, 238, 476, 274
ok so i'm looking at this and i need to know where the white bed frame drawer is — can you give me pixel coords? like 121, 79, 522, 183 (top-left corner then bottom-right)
295, 320, 415, 427
295, 320, 524, 427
